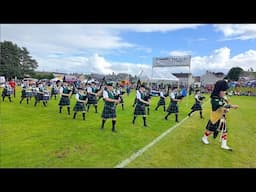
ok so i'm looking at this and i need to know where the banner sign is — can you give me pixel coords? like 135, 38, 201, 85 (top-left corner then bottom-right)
153, 55, 191, 67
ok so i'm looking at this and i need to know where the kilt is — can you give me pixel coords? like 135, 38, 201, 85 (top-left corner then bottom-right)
157, 97, 165, 106
205, 117, 228, 132
87, 94, 97, 104
134, 103, 146, 115
101, 104, 116, 119
21, 90, 26, 98
26, 91, 33, 97
35, 93, 44, 101
167, 103, 178, 113
43, 95, 50, 101
6, 90, 13, 96
59, 96, 70, 106
73, 102, 85, 112
191, 102, 202, 111
2, 89, 7, 96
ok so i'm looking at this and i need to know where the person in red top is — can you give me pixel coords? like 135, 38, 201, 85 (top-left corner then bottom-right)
9, 79, 16, 98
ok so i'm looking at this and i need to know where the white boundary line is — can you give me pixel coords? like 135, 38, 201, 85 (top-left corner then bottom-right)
114, 99, 209, 168
115, 116, 189, 168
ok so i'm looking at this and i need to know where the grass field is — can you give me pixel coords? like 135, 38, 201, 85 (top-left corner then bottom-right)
0, 87, 255, 167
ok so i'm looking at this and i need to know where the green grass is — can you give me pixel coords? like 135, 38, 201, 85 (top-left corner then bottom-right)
127, 96, 256, 168
0, 87, 255, 167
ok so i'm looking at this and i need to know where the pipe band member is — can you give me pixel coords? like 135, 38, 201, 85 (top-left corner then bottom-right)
87, 81, 98, 113
155, 88, 167, 112
132, 84, 150, 127
164, 86, 182, 123
58, 81, 72, 115
201, 80, 239, 151
188, 89, 205, 119
73, 87, 88, 120
101, 82, 120, 132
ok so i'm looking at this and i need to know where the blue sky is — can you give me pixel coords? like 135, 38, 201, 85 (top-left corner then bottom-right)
1, 24, 256, 76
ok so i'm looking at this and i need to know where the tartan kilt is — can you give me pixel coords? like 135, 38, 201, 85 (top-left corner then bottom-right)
205, 118, 228, 132
59, 96, 70, 106
157, 97, 165, 106
167, 103, 178, 113
134, 103, 146, 115
35, 93, 43, 101
101, 104, 116, 119
26, 92, 33, 97
73, 102, 85, 112
21, 90, 26, 98
87, 94, 97, 104
2, 89, 7, 96
191, 103, 202, 111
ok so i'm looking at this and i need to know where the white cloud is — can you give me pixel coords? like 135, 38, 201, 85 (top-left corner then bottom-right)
214, 24, 256, 40
37, 53, 150, 75
36, 47, 256, 76
104, 24, 204, 32
191, 47, 256, 75
169, 50, 192, 56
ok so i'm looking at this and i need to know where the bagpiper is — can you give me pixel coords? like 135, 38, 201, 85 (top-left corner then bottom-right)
132, 84, 150, 127
86, 82, 98, 113
187, 89, 205, 119
164, 86, 183, 123
201, 80, 239, 151
73, 87, 88, 120
155, 88, 167, 112
101, 82, 120, 132
58, 81, 72, 115
1, 83, 13, 102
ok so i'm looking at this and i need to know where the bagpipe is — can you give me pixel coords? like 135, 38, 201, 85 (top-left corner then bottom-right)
175, 94, 185, 100
95, 76, 107, 94
198, 96, 206, 101
67, 87, 73, 94
114, 91, 125, 100
144, 93, 153, 101
79, 93, 87, 101
143, 93, 152, 107
164, 85, 171, 97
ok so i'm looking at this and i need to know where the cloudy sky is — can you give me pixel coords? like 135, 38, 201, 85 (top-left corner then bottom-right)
1, 24, 256, 76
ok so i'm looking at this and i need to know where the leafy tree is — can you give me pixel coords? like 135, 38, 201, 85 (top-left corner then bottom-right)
226, 67, 244, 81
0, 41, 38, 80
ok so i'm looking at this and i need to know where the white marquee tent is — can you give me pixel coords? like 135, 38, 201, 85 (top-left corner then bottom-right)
138, 67, 179, 82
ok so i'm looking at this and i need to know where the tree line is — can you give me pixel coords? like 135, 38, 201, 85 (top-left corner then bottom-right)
0, 41, 38, 80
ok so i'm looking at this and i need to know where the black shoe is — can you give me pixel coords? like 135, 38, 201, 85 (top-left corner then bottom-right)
164, 116, 168, 120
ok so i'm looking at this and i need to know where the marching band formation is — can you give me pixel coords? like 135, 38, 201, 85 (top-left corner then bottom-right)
1, 79, 238, 151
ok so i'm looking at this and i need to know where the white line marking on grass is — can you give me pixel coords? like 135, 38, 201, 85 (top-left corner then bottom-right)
115, 116, 189, 168
114, 99, 209, 168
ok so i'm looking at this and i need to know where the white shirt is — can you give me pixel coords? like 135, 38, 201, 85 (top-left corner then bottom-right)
59, 87, 64, 94
103, 90, 109, 99
160, 91, 164, 97
136, 90, 141, 100
195, 94, 200, 101
170, 92, 175, 99
75, 93, 80, 100
87, 87, 92, 93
